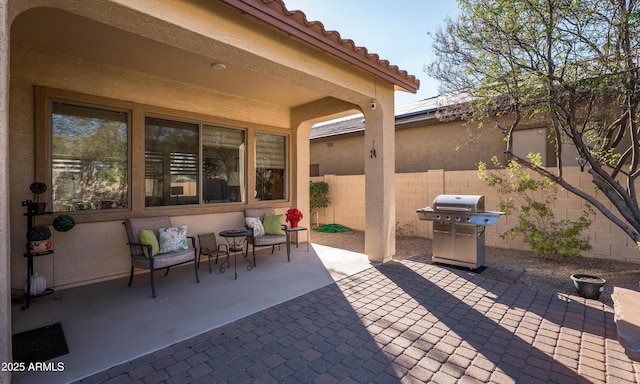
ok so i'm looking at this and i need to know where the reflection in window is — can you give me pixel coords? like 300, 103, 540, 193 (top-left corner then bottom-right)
145, 117, 199, 207
52, 102, 128, 212
203, 125, 245, 203
255, 133, 286, 201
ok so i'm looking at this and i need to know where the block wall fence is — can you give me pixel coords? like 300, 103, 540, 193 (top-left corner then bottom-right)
311, 167, 640, 264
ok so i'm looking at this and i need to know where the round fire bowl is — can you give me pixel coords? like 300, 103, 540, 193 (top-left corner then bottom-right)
570, 274, 606, 300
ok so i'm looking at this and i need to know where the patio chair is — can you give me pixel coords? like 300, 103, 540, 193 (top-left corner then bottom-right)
123, 216, 199, 297
197, 233, 230, 273
244, 208, 290, 266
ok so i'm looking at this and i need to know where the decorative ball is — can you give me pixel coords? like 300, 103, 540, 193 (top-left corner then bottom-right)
53, 215, 76, 232
29, 182, 47, 195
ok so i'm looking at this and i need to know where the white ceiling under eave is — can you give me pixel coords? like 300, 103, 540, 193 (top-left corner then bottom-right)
10, 7, 327, 109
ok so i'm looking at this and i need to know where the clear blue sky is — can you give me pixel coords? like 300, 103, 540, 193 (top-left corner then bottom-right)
282, 0, 460, 107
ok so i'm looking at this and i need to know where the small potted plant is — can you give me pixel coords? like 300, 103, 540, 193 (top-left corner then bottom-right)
29, 182, 48, 214
285, 208, 303, 228
27, 225, 52, 253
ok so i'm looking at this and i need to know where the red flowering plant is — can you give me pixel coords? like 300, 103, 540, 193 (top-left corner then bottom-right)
285, 208, 303, 227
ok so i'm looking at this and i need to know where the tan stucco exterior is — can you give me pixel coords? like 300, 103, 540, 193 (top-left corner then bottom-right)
311, 134, 365, 175
0, 1, 418, 378
311, 119, 506, 175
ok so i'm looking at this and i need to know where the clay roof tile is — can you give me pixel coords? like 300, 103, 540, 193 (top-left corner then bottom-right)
220, 0, 420, 93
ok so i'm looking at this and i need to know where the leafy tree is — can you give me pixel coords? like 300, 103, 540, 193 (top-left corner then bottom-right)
310, 181, 330, 212
479, 154, 594, 258
428, 0, 640, 244
310, 181, 330, 227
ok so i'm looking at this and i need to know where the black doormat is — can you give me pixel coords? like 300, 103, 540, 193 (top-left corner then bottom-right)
12, 323, 69, 364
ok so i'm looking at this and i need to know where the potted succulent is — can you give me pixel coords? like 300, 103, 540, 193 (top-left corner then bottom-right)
285, 208, 303, 228
53, 214, 75, 232
29, 182, 48, 214
27, 225, 52, 253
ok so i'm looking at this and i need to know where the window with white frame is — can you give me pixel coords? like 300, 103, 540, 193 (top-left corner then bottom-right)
51, 102, 129, 212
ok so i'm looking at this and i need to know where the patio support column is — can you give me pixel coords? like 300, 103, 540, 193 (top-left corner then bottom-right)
0, 1, 11, 382
363, 94, 395, 263
292, 120, 312, 230
291, 97, 359, 233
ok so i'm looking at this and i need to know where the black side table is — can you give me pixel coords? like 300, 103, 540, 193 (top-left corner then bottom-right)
219, 229, 252, 280
285, 226, 309, 252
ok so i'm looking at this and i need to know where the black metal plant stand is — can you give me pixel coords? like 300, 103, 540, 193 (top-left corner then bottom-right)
21, 200, 56, 310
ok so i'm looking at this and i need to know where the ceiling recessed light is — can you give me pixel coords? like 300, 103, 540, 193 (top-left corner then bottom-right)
211, 63, 226, 70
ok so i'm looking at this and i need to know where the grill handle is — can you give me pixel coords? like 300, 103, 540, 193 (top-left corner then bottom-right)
433, 229, 452, 234
434, 206, 472, 212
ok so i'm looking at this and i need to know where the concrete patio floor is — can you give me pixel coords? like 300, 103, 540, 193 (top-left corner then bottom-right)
12, 244, 640, 383
11, 243, 376, 384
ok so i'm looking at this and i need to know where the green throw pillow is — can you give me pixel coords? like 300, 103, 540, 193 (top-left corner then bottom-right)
263, 213, 283, 235
139, 229, 160, 258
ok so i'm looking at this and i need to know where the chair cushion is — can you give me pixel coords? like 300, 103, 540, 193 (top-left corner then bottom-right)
125, 216, 173, 257
158, 225, 188, 253
131, 248, 195, 269
253, 234, 287, 246
263, 213, 283, 235
245, 217, 265, 237
139, 229, 160, 258
244, 208, 275, 222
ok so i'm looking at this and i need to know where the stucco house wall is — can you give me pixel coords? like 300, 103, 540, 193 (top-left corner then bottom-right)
310, 116, 506, 175
310, 134, 364, 176
9, 43, 293, 289
395, 120, 505, 173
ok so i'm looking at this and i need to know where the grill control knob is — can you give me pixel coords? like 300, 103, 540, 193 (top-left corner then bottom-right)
455, 216, 461, 222
445, 215, 451, 221
466, 217, 472, 222
435, 215, 441, 220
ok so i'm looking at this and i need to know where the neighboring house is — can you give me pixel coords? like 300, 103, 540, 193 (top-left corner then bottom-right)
0, 0, 419, 373
310, 93, 581, 175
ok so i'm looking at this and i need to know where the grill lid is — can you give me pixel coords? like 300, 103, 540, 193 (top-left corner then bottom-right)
416, 194, 504, 226
432, 195, 484, 213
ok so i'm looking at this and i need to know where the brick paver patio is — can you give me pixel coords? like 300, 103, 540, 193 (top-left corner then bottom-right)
77, 257, 640, 383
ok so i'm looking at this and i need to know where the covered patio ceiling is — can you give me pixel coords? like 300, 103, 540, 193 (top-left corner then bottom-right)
11, 6, 326, 108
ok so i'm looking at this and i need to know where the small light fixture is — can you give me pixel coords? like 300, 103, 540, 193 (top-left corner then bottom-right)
370, 98, 377, 110
211, 63, 226, 70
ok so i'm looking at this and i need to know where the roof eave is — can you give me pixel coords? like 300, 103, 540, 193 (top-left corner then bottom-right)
219, 0, 420, 93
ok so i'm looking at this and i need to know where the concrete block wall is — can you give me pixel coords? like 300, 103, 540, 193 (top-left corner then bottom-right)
311, 175, 365, 231
312, 168, 640, 263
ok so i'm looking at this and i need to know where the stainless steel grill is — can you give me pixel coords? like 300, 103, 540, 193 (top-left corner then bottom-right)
416, 195, 504, 269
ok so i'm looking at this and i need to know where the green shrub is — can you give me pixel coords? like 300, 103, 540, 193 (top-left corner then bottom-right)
478, 154, 593, 259
310, 181, 330, 212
